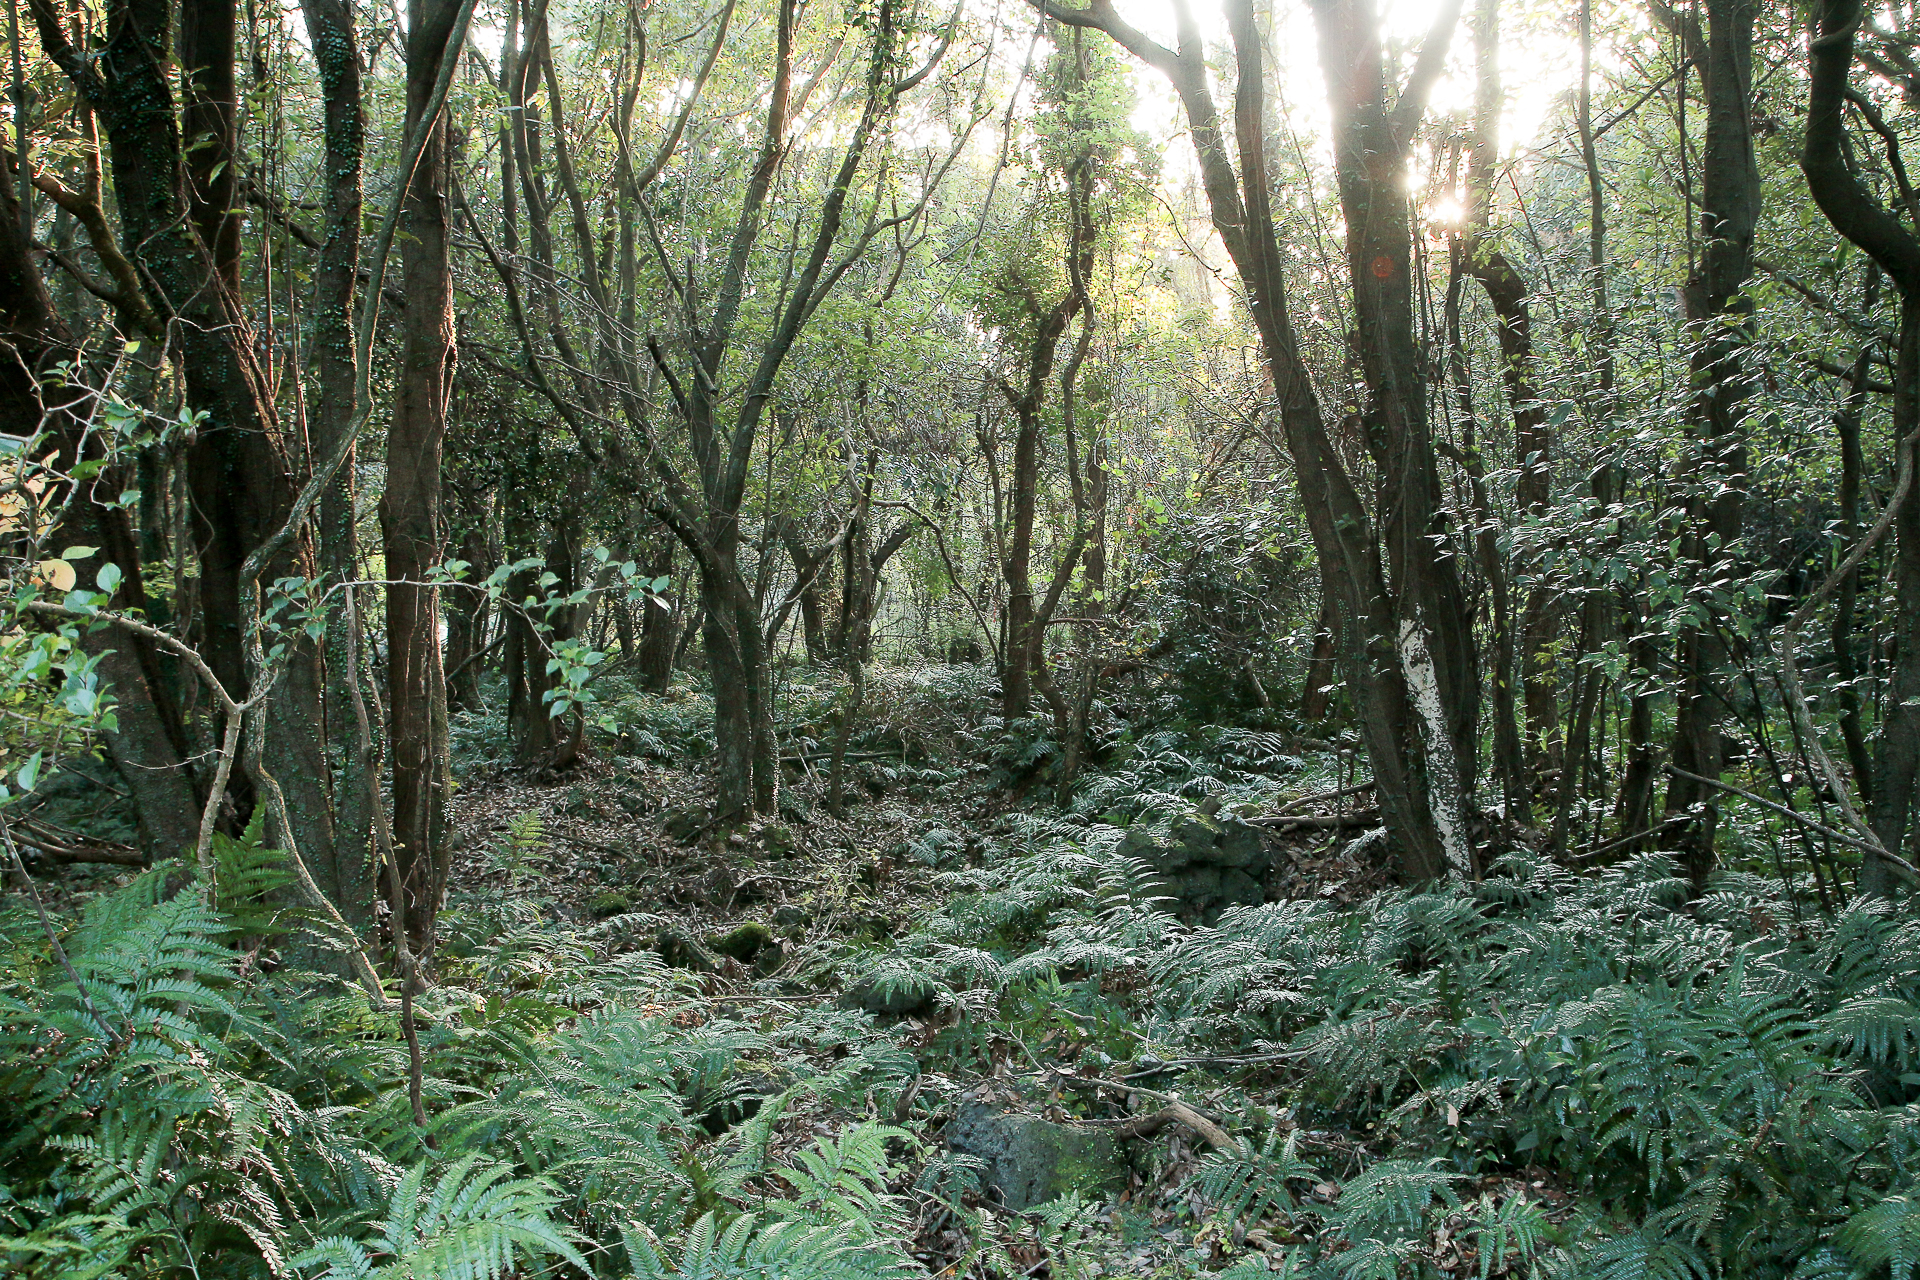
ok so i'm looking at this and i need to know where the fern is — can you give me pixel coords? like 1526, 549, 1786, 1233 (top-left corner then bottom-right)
1567, 1225, 1712, 1280
1840, 1190, 1920, 1279
1322, 1158, 1459, 1243
1465, 1194, 1549, 1280
293, 1156, 586, 1280
622, 1211, 920, 1280
483, 811, 547, 891
770, 1122, 912, 1232
1198, 1126, 1317, 1226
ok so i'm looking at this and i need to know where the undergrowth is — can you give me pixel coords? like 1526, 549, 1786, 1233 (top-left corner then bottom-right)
9, 727, 1920, 1278
0, 828, 923, 1280
857, 822, 1920, 1277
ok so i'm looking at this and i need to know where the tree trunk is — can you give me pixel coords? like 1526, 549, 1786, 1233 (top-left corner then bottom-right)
700, 560, 776, 820
1833, 337, 1876, 800
1299, 600, 1339, 724
639, 538, 679, 692
782, 524, 833, 665
0, 171, 202, 863
1045, 0, 1472, 879
444, 522, 493, 713
299, 0, 374, 922
1867, 307, 1920, 890
1463, 0, 1549, 808
1663, 0, 1758, 891
383, 0, 463, 949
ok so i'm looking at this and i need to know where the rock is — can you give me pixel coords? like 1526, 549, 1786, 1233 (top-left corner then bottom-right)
662, 807, 705, 843
1217, 868, 1264, 908
691, 865, 736, 909
1115, 827, 1167, 867
655, 925, 721, 972
1170, 817, 1220, 858
943, 1103, 1129, 1210
710, 921, 774, 963
585, 890, 632, 919
701, 1071, 792, 1135
757, 823, 796, 858
1167, 866, 1210, 901
772, 904, 808, 930
840, 975, 935, 1016
1212, 818, 1267, 869
852, 910, 894, 940
1118, 814, 1276, 921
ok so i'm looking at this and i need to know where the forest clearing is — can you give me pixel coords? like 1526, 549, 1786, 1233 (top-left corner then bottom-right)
6, 0, 1920, 1273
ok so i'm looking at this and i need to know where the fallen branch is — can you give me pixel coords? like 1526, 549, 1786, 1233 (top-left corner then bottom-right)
17, 839, 147, 867
1263, 782, 1377, 818
1111, 1102, 1241, 1153
1253, 807, 1382, 831
1050, 1071, 1227, 1121
779, 749, 905, 764
9, 815, 147, 866
1570, 813, 1692, 863
1047, 1071, 1242, 1151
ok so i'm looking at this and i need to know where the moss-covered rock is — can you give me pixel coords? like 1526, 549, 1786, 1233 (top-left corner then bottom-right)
709, 921, 773, 963
655, 925, 720, 972
943, 1103, 1129, 1210
585, 890, 632, 919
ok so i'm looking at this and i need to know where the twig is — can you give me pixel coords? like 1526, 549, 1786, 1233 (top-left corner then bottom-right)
1265, 781, 1377, 817
1, 813, 117, 1042
1663, 765, 1919, 877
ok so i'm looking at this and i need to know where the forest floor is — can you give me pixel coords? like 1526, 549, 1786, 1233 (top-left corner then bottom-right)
436, 669, 1466, 1276
15, 666, 1901, 1276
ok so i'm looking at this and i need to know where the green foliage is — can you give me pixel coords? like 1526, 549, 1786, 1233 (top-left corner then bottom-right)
1196, 1127, 1317, 1227
481, 810, 547, 891
0, 868, 925, 1279
292, 1156, 587, 1280
1839, 1191, 1920, 1279
871, 825, 1920, 1275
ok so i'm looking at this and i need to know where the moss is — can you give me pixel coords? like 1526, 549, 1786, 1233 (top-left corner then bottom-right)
709, 921, 773, 962
585, 889, 630, 919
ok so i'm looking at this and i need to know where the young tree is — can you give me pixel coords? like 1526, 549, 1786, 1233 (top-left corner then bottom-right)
1038, 0, 1476, 880
1658, 0, 1759, 889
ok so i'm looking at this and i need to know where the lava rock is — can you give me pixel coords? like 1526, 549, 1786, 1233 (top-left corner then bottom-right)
943, 1103, 1129, 1210
1118, 814, 1276, 920
1212, 818, 1267, 868
655, 926, 721, 972
585, 890, 632, 919
662, 807, 706, 843
840, 974, 935, 1016
710, 921, 774, 963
